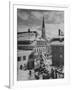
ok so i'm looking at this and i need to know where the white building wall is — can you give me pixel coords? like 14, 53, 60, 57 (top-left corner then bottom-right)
17, 50, 33, 70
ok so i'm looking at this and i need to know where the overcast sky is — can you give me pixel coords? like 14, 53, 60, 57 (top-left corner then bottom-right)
17, 9, 64, 38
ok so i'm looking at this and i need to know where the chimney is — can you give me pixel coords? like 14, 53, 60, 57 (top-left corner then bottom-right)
58, 29, 64, 36
58, 29, 60, 36
28, 28, 30, 33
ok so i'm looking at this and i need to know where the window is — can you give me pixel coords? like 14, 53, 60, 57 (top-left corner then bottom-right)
23, 56, 26, 60
20, 65, 23, 70
17, 57, 21, 62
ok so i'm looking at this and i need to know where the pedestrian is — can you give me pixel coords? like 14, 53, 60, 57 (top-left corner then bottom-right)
51, 68, 54, 79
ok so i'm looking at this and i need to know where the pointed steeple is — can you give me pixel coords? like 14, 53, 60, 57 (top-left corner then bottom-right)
42, 16, 45, 29
41, 16, 46, 39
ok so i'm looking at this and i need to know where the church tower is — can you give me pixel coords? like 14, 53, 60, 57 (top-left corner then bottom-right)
41, 16, 46, 39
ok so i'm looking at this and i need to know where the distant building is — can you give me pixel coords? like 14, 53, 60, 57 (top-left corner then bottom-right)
17, 28, 37, 50
18, 28, 37, 41
17, 50, 32, 70
17, 29, 37, 70
50, 41, 64, 66
34, 16, 50, 54
50, 29, 64, 43
34, 16, 52, 68
50, 29, 64, 66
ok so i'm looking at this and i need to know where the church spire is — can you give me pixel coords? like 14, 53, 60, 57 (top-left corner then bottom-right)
41, 16, 46, 39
